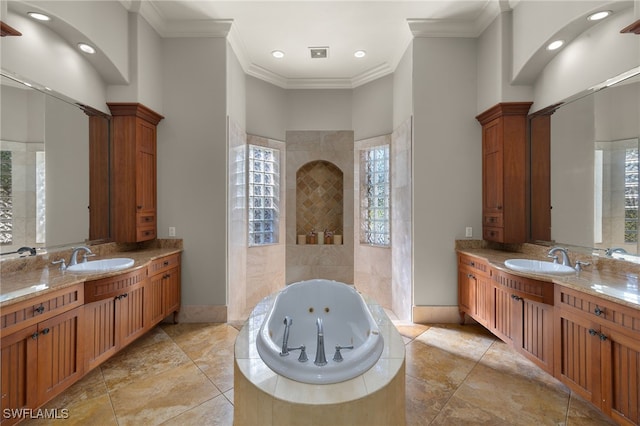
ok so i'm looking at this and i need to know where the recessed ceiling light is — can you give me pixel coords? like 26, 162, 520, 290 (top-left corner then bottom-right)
354, 50, 366, 58
28, 12, 51, 21
547, 40, 564, 51
78, 43, 96, 54
588, 10, 612, 21
272, 50, 284, 59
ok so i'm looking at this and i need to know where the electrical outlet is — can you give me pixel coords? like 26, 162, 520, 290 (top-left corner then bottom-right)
169, 227, 176, 237
465, 227, 473, 238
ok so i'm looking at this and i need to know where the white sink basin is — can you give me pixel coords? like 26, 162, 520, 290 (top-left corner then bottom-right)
504, 259, 575, 275
67, 258, 134, 273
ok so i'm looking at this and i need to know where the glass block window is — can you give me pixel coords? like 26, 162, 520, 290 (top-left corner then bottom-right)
248, 145, 279, 246
36, 151, 46, 244
625, 147, 638, 243
360, 145, 390, 246
0, 151, 12, 244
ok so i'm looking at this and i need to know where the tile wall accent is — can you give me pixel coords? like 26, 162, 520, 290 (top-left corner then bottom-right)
295, 160, 343, 236
285, 131, 354, 284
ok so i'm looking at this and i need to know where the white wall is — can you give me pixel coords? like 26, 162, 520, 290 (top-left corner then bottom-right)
158, 38, 228, 308
412, 37, 481, 307
285, 89, 352, 130
245, 76, 287, 140
393, 42, 413, 129
227, 43, 246, 130
352, 74, 394, 140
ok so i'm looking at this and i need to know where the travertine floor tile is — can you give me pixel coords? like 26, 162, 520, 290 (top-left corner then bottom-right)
405, 339, 477, 390
566, 393, 618, 425
160, 394, 233, 426
431, 394, 514, 425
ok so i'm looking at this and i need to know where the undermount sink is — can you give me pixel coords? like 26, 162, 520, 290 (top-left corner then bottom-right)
504, 259, 576, 275
66, 258, 134, 273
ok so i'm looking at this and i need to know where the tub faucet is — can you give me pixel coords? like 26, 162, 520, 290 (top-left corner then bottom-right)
69, 245, 93, 266
280, 316, 293, 356
548, 247, 571, 267
314, 317, 327, 366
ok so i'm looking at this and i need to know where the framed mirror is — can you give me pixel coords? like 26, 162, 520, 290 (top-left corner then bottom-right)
530, 67, 640, 261
0, 73, 111, 256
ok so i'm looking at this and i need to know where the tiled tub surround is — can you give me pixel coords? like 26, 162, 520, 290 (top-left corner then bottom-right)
0, 239, 183, 305
234, 287, 406, 426
456, 240, 640, 309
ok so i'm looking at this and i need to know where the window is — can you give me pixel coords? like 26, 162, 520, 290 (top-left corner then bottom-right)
360, 145, 390, 246
248, 145, 280, 246
0, 151, 12, 244
625, 147, 638, 243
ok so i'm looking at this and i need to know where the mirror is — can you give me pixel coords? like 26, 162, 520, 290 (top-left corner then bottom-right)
532, 68, 640, 260
0, 73, 111, 256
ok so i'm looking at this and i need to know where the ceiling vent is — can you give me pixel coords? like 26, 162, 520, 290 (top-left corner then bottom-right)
309, 47, 329, 59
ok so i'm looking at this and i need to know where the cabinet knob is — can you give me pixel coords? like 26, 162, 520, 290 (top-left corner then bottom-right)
599, 333, 608, 342
467, 273, 475, 279
41, 328, 50, 335
511, 294, 523, 302
163, 261, 170, 266
31, 332, 39, 340
588, 328, 598, 336
137, 205, 143, 209
34, 305, 45, 314
594, 306, 604, 316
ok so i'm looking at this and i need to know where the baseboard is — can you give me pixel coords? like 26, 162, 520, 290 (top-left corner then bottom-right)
412, 305, 461, 324
175, 305, 228, 323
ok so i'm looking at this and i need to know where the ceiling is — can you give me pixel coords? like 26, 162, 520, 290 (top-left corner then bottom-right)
136, 1, 504, 89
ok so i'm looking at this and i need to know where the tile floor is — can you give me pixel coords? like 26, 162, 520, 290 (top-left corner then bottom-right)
23, 318, 617, 426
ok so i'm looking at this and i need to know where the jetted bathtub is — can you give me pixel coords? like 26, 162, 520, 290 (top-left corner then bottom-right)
256, 279, 384, 384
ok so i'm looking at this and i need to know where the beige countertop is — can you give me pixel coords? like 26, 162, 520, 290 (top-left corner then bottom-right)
1, 241, 182, 307
458, 246, 640, 310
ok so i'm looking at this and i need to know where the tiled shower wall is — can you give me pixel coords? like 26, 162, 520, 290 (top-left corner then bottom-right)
286, 131, 354, 284
296, 160, 344, 237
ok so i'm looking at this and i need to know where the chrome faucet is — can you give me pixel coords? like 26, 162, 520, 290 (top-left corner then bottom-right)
605, 247, 627, 257
280, 316, 293, 356
548, 247, 571, 267
314, 317, 327, 366
69, 245, 93, 266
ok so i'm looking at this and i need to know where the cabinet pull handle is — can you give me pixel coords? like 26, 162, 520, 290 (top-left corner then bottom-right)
41, 328, 50, 335
122, 293, 128, 299
137, 205, 143, 209
163, 261, 170, 266
31, 332, 39, 340
588, 328, 598, 336
34, 305, 45, 314
594, 306, 603, 316
467, 273, 474, 279
511, 294, 522, 301
599, 333, 608, 342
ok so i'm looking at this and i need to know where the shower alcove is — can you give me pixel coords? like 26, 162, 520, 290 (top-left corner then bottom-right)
285, 130, 354, 285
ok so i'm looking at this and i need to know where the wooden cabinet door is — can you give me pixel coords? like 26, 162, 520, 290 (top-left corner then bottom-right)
163, 267, 181, 317
475, 275, 492, 328
458, 266, 476, 322
147, 273, 165, 326
84, 298, 117, 371
482, 119, 503, 214
1, 325, 37, 425
135, 119, 156, 241
600, 326, 640, 425
520, 298, 554, 374
555, 308, 602, 407
118, 284, 147, 349
36, 308, 84, 405
492, 284, 517, 344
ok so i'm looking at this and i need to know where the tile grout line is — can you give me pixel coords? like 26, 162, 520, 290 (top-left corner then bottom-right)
98, 365, 121, 426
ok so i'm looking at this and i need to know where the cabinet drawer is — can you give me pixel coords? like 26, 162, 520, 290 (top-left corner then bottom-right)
555, 285, 640, 335
483, 226, 503, 242
84, 268, 147, 303
137, 213, 156, 227
483, 213, 503, 227
149, 253, 180, 276
0, 284, 84, 335
458, 254, 490, 276
493, 269, 553, 304
137, 226, 156, 241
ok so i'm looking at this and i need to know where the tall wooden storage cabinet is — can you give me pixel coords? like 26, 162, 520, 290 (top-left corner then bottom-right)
108, 103, 164, 243
476, 102, 532, 243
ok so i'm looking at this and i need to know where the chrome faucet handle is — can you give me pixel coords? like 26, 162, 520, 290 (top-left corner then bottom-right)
52, 259, 66, 271
82, 253, 97, 263
297, 345, 308, 362
547, 254, 558, 263
333, 345, 354, 362
575, 260, 591, 272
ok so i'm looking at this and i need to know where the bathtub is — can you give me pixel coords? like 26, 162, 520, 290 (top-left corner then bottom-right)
255, 279, 384, 384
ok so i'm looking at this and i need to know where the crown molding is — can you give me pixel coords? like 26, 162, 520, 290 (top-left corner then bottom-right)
138, 1, 232, 38
408, 0, 501, 38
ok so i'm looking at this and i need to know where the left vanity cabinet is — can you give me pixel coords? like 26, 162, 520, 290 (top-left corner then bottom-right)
1, 285, 85, 425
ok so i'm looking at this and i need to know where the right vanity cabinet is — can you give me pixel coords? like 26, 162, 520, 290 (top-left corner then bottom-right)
475, 102, 532, 243
555, 285, 640, 425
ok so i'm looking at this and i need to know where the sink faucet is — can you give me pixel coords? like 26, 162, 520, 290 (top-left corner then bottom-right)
548, 247, 571, 267
605, 247, 627, 257
314, 317, 327, 366
69, 245, 93, 266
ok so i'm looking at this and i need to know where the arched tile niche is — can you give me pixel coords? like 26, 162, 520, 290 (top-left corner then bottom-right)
296, 160, 343, 238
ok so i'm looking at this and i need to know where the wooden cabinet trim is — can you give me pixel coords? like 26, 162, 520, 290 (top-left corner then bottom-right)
84, 268, 147, 303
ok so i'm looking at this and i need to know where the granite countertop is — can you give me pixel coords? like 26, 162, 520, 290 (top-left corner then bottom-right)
1, 241, 182, 307
457, 246, 640, 310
